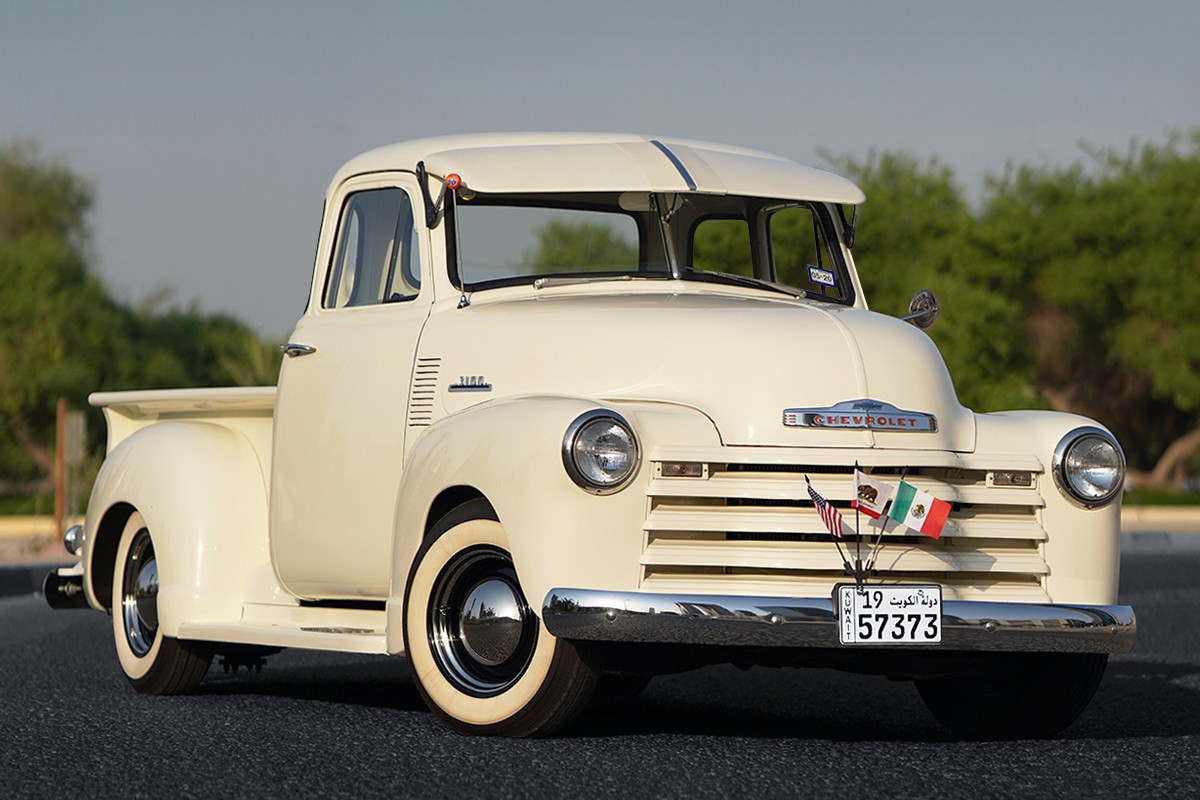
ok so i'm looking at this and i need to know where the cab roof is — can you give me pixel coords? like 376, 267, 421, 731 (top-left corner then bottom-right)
331, 133, 866, 204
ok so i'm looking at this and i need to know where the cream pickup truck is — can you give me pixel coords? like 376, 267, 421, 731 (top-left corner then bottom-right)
46, 134, 1134, 738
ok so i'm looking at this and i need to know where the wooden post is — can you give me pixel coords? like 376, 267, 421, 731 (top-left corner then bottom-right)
55, 397, 66, 537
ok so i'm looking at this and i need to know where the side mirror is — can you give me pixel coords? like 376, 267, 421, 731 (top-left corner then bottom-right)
903, 288, 939, 330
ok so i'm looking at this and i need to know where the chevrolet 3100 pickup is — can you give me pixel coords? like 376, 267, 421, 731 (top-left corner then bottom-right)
46, 133, 1134, 738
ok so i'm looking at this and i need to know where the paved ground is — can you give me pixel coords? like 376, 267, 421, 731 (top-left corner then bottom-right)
2, 541, 1197, 799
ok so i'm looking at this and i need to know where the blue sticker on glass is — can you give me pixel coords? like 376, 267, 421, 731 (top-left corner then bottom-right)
808, 265, 836, 287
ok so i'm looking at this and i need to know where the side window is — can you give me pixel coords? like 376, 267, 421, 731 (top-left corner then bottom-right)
324, 188, 422, 309
769, 205, 845, 301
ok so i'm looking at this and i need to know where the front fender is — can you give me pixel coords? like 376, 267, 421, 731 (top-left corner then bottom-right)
386, 396, 721, 653
83, 421, 272, 636
975, 410, 1122, 604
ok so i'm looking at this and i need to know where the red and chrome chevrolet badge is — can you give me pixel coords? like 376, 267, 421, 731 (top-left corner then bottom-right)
783, 399, 937, 432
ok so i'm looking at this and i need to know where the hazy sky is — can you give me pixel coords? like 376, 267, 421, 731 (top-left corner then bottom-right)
4, 1, 1198, 338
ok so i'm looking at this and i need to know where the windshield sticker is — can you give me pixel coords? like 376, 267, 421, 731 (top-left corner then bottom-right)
808, 265, 836, 287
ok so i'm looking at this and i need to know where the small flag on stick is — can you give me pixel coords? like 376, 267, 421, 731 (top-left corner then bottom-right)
806, 476, 845, 539
888, 480, 950, 539
853, 469, 894, 520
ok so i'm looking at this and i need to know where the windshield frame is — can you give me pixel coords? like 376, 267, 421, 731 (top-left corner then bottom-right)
445, 190, 856, 306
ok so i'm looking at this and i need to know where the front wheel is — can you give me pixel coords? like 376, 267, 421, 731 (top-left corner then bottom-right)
111, 511, 212, 694
916, 652, 1108, 739
402, 500, 597, 736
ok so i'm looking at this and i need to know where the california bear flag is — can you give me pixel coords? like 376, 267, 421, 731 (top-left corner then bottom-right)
853, 469, 893, 520
887, 480, 950, 539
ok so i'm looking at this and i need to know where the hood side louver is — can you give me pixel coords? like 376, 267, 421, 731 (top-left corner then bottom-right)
408, 357, 441, 427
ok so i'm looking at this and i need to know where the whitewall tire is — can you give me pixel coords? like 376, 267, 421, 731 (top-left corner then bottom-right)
111, 511, 212, 694
402, 500, 597, 736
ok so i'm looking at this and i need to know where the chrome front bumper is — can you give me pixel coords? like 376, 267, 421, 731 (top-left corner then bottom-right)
542, 589, 1136, 654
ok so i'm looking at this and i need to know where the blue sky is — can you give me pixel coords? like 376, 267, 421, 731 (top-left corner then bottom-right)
4, 1, 1199, 337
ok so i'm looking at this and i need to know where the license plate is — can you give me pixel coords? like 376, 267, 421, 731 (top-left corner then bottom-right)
836, 584, 942, 645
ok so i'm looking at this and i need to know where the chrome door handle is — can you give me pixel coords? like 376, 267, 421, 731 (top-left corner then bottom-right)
280, 342, 317, 358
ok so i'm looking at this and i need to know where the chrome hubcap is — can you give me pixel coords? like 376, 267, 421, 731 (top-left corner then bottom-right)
428, 546, 537, 697
460, 578, 524, 665
121, 527, 158, 657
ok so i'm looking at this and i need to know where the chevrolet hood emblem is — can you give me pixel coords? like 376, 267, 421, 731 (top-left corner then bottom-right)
783, 399, 938, 432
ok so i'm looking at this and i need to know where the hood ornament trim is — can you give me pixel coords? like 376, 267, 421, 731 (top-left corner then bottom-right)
783, 399, 938, 432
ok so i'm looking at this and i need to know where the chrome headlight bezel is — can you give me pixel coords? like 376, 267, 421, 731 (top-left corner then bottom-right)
562, 410, 640, 495
1052, 427, 1126, 508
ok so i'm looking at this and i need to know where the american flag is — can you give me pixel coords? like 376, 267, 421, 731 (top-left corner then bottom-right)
806, 477, 845, 539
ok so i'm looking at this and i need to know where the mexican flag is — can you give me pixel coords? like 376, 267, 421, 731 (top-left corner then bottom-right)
888, 480, 950, 539
853, 470, 893, 520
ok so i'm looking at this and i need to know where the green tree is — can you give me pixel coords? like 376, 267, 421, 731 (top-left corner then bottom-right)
976, 133, 1200, 482
823, 151, 1040, 413
0, 140, 281, 490
524, 219, 636, 272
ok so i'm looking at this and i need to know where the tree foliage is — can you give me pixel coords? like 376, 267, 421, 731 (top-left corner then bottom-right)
522, 219, 637, 271
0, 140, 281, 489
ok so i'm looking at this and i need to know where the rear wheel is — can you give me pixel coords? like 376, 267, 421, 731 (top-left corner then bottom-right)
112, 512, 212, 694
403, 500, 597, 736
916, 652, 1108, 739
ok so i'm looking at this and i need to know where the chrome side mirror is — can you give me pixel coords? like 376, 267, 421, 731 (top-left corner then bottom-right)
903, 288, 939, 330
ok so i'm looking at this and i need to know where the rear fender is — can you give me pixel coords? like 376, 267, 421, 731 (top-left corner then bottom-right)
83, 421, 274, 636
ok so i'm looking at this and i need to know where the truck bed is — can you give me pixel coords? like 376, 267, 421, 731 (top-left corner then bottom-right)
90, 386, 276, 464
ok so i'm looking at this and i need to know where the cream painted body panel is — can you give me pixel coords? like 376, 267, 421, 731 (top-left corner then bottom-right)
415, 286, 974, 451
383, 398, 722, 653
270, 302, 431, 597
974, 411, 1121, 605
81, 420, 279, 634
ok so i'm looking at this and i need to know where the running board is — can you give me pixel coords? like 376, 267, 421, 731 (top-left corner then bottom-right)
178, 602, 390, 654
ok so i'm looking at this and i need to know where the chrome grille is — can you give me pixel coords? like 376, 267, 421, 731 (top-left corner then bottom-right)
643, 447, 1048, 602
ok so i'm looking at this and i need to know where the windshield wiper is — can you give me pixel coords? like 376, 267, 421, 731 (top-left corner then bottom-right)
532, 274, 661, 290
683, 270, 802, 299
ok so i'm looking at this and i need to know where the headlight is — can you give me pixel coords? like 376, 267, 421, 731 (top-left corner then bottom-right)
1053, 427, 1126, 508
562, 410, 640, 494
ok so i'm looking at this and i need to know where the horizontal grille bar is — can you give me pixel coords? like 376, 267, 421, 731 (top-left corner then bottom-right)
642, 538, 1047, 575
641, 448, 1049, 602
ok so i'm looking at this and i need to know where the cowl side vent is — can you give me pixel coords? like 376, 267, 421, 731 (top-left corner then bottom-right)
408, 357, 441, 427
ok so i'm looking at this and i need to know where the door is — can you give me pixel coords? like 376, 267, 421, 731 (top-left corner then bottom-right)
270, 175, 431, 599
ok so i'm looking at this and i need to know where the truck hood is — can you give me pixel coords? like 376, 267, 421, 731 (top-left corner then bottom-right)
418, 289, 974, 451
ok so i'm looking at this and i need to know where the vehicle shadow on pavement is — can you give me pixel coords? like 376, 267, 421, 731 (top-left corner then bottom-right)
574, 660, 1200, 741
196, 653, 428, 714
187, 651, 1200, 742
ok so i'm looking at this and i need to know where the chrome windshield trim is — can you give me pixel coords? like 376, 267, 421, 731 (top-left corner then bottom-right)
542, 589, 1135, 654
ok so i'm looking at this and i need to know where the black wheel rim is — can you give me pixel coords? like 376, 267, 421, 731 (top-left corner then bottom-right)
427, 545, 538, 697
121, 527, 158, 658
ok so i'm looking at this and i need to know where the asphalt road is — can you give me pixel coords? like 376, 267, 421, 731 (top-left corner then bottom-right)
2, 543, 1198, 799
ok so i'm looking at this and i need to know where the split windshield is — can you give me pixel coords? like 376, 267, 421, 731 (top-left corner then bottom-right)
450, 191, 853, 303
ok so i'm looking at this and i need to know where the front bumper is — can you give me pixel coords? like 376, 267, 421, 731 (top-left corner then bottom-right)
542, 589, 1135, 654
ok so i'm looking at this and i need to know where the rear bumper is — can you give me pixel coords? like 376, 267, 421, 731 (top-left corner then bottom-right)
542, 589, 1135, 654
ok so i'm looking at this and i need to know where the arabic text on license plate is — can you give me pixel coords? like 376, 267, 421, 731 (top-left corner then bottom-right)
837, 584, 942, 645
